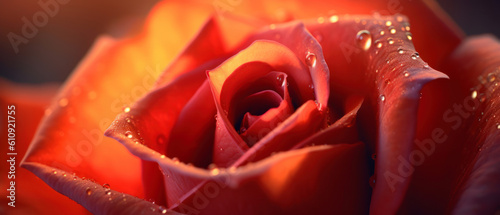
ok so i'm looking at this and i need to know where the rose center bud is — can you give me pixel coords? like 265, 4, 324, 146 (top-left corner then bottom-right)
227, 71, 295, 147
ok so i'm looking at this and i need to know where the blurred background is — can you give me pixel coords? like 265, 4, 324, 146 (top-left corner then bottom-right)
0, 0, 499, 84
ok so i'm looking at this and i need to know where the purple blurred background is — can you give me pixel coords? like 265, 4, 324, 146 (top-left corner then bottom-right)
0, 0, 499, 84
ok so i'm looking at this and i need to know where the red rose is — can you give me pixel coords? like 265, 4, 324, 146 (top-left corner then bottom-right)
12, 0, 500, 214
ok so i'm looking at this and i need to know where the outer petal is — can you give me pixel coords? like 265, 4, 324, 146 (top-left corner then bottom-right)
170, 144, 369, 215
21, 0, 215, 209
304, 15, 450, 214
441, 35, 500, 215
0, 80, 88, 214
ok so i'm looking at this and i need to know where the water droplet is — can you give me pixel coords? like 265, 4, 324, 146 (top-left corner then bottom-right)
123, 107, 131, 113
159, 206, 168, 214
305, 52, 317, 67
73, 176, 77, 180
317, 17, 325, 24
102, 183, 110, 189
487, 73, 496, 82
172, 157, 180, 164
160, 155, 166, 159
385, 20, 392, 26
386, 59, 390, 64
471, 90, 478, 99
384, 79, 391, 86
389, 26, 396, 34
406, 32, 413, 41
105, 190, 112, 195
397, 48, 404, 54
403, 71, 410, 77
423, 64, 430, 69
496, 124, 500, 129
329, 15, 339, 23
371, 40, 381, 49
356, 30, 372, 51
379, 30, 385, 36
59, 98, 68, 107
387, 38, 394, 45
379, 95, 386, 102
86, 188, 92, 196
52, 170, 57, 174
125, 131, 133, 139
411, 52, 420, 60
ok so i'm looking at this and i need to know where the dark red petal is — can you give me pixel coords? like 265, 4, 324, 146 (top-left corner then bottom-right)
304, 15, 450, 214
233, 100, 323, 166
170, 143, 369, 215
291, 96, 364, 149
22, 162, 181, 215
167, 81, 216, 168
441, 35, 500, 215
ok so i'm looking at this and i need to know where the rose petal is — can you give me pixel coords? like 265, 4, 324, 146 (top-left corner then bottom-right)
21, 0, 217, 209
22, 162, 181, 215
0, 80, 88, 214
303, 15, 451, 214
170, 144, 369, 215
441, 35, 500, 215
207, 40, 318, 166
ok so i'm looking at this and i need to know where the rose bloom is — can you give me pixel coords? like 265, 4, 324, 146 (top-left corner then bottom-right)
2, 0, 499, 214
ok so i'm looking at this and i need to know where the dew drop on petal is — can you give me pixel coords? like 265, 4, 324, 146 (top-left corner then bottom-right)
159, 206, 168, 214
374, 40, 382, 49
496, 124, 500, 130
52, 170, 57, 174
471, 90, 478, 99
329, 15, 339, 23
305, 52, 317, 67
86, 188, 92, 196
379, 30, 385, 36
411, 52, 419, 60
123, 107, 131, 113
379, 95, 386, 102
403, 71, 410, 77
102, 183, 111, 189
387, 38, 394, 45
487, 73, 496, 82
160, 155, 166, 159
396, 15, 404, 22
125, 131, 133, 139
105, 190, 111, 195
406, 32, 413, 41
385, 20, 392, 26
389, 26, 396, 34
356, 30, 372, 51
397, 48, 404, 54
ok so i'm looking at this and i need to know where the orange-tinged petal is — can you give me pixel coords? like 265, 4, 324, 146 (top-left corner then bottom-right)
22, 0, 216, 204
0, 79, 88, 214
